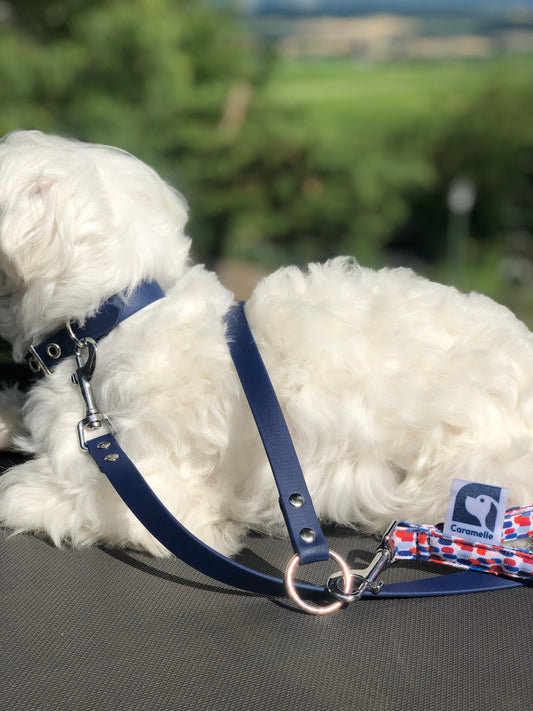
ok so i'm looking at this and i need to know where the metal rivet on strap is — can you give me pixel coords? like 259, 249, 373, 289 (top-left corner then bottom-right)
299, 527, 316, 543
289, 493, 305, 508
104, 453, 119, 462
46, 343, 62, 359
97, 441, 111, 449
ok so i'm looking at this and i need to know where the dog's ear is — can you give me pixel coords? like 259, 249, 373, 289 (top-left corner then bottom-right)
0, 130, 191, 299
1, 179, 49, 285
0, 151, 105, 286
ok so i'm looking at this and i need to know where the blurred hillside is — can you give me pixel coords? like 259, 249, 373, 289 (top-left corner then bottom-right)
226, 0, 533, 14
0, 0, 532, 324
257, 14, 533, 60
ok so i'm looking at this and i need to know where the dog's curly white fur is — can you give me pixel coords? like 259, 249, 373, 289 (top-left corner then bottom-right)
0, 129, 533, 558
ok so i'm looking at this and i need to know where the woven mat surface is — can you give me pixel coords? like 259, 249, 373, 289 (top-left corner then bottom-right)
2, 454, 532, 711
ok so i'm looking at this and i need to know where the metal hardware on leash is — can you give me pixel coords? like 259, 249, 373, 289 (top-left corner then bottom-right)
326, 521, 397, 603
285, 549, 353, 615
66, 320, 85, 349
71, 337, 113, 450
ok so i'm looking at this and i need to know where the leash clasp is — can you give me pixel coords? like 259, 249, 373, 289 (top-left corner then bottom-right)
71, 338, 114, 450
327, 521, 397, 603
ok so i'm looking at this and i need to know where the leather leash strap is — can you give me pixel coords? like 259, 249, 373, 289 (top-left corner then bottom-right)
82, 301, 523, 605
87, 431, 523, 599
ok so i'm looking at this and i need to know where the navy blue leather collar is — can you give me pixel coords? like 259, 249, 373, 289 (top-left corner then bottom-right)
25, 281, 165, 376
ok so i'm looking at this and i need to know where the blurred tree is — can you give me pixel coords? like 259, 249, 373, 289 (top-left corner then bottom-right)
0, 0, 249, 140
390, 76, 533, 267
0, 0, 258, 259
0, 0, 436, 269
3, 2, 530, 277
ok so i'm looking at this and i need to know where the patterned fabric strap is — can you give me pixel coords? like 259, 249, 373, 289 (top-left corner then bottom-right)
391, 503, 533, 581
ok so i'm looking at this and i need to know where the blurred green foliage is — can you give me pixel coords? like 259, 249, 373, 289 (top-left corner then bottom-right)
1, 0, 533, 321
0, 0, 275, 261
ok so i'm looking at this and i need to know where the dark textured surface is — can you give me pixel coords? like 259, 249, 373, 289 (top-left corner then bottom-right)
1, 454, 533, 711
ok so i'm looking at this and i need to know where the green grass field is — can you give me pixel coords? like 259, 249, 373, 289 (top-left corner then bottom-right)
266, 54, 533, 142
264, 53, 533, 326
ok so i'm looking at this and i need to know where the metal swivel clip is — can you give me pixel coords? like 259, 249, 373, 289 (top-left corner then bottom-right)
327, 521, 397, 603
71, 338, 113, 450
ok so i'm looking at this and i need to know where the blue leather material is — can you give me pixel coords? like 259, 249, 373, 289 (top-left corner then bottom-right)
25, 281, 165, 375
87, 432, 523, 599
224, 302, 330, 566
83, 301, 523, 601
87, 433, 320, 597
373, 570, 523, 598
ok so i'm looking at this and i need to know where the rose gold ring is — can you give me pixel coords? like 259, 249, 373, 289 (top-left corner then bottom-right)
285, 550, 352, 615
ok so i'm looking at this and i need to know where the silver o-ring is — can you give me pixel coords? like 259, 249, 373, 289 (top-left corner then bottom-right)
66, 321, 84, 349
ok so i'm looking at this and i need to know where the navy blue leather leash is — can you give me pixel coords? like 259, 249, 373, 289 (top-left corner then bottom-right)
87, 432, 322, 598
87, 432, 522, 602
224, 302, 329, 566
222, 304, 523, 604
28, 288, 523, 611
80, 300, 523, 609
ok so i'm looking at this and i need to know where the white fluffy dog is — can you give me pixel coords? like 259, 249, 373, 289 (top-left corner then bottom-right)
0, 129, 532, 559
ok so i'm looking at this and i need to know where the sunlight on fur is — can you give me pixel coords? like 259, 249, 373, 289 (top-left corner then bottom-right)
0, 129, 532, 558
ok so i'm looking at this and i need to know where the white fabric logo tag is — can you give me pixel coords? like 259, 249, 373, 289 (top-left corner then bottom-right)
443, 478, 509, 545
